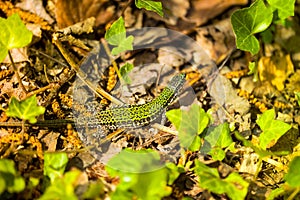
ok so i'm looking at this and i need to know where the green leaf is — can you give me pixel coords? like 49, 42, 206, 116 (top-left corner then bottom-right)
165, 162, 182, 185
201, 122, 233, 160
105, 17, 134, 55
120, 62, 134, 84
248, 61, 259, 82
0, 13, 33, 62
6, 95, 45, 124
260, 25, 275, 44
105, 17, 126, 45
82, 180, 105, 199
44, 152, 68, 183
231, 0, 273, 54
135, 0, 163, 17
284, 156, 300, 187
194, 160, 249, 200
0, 159, 25, 194
234, 131, 272, 158
166, 104, 210, 151
267, 187, 285, 200
111, 35, 134, 55
39, 170, 80, 200
106, 148, 164, 173
188, 136, 201, 153
257, 109, 291, 150
28, 177, 39, 189
267, 0, 295, 20
106, 149, 171, 200
209, 147, 226, 161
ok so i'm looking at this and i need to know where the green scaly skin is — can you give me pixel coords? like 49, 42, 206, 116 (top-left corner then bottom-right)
96, 73, 186, 129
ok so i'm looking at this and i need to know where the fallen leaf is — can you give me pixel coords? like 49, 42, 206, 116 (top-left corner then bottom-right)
2, 48, 29, 63
146, 0, 190, 26
16, 0, 54, 24
258, 54, 294, 90
196, 19, 236, 62
55, 0, 115, 28
41, 131, 60, 152
187, 0, 248, 27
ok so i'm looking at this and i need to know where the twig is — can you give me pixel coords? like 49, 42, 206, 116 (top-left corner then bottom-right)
100, 38, 123, 83
8, 50, 27, 94
52, 33, 123, 105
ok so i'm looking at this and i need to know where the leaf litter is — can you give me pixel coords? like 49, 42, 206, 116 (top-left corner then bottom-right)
0, 0, 300, 199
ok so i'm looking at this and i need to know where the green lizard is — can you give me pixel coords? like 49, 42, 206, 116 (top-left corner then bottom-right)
0, 73, 186, 129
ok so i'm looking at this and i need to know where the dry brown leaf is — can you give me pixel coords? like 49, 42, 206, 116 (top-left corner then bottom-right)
55, 0, 115, 28
258, 54, 294, 91
286, 70, 300, 93
146, 0, 190, 26
239, 150, 261, 175
16, 0, 54, 24
41, 131, 60, 152
2, 48, 29, 64
196, 19, 236, 62
0, 75, 27, 99
187, 0, 248, 27
208, 74, 250, 117
157, 47, 185, 67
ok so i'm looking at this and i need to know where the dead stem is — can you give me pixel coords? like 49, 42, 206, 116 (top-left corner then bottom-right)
8, 50, 27, 94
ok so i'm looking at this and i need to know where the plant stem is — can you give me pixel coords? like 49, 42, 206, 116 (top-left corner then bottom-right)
8, 50, 27, 94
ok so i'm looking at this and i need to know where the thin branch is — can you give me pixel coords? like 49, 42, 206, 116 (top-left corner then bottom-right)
8, 50, 27, 94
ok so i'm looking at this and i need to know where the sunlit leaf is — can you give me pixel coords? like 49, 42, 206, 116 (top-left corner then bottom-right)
106, 149, 171, 200
284, 156, 300, 187
258, 54, 294, 91
135, 0, 163, 17
83, 181, 105, 199
111, 35, 134, 55
257, 109, 291, 150
105, 17, 134, 55
105, 17, 126, 45
44, 152, 68, 183
201, 122, 233, 160
39, 170, 80, 200
166, 104, 210, 151
0, 13, 32, 62
120, 62, 134, 84
194, 160, 249, 200
6, 95, 45, 124
267, 0, 295, 20
0, 159, 25, 194
231, 0, 273, 54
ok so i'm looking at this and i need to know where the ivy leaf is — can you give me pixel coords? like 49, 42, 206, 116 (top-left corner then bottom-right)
231, 0, 273, 54
44, 152, 68, 183
111, 36, 134, 55
120, 62, 134, 84
257, 109, 291, 150
135, 0, 163, 17
6, 95, 45, 124
201, 122, 233, 161
267, 0, 295, 20
106, 149, 171, 199
0, 159, 25, 194
40, 170, 81, 200
194, 160, 249, 200
284, 156, 300, 187
105, 17, 134, 55
0, 13, 33, 62
166, 104, 210, 151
